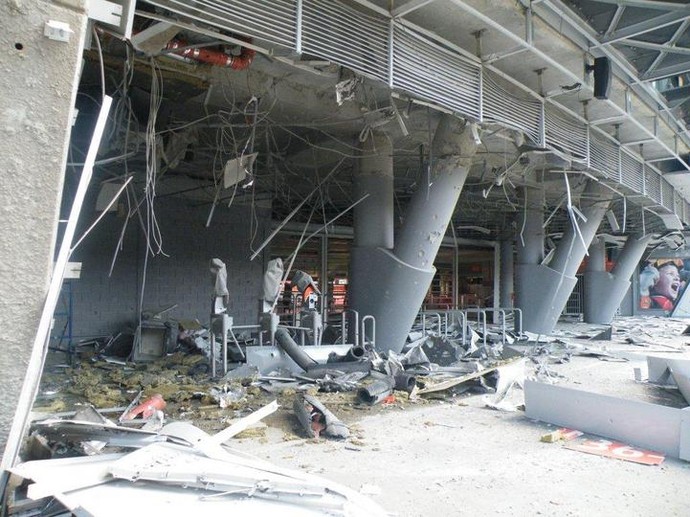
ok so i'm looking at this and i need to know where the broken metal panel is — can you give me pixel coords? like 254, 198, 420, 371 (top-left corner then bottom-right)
524, 380, 690, 460
245, 345, 352, 374
10, 453, 124, 501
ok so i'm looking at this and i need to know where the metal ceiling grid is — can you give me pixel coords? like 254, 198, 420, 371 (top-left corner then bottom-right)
482, 71, 543, 145
302, 0, 389, 83
646, 167, 662, 204
544, 105, 588, 161
620, 148, 644, 193
393, 24, 481, 120
589, 131, 620, 181
662, 178, 675, 212
675, 190, 684, 218
140, 0, 688, 224
143, 0, 297, 48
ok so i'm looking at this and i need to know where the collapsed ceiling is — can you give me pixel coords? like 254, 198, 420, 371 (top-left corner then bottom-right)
70, 0, 690, 254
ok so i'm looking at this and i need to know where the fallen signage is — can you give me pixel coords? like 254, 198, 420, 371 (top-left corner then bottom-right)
525, 380, 690, 461
564, 438, 665, 466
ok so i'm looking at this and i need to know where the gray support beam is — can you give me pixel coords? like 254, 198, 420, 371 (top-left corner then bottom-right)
584, 234, 653, 324
0, 0, 87, 453
499, 238, 514, 308
516, 186, 544, 265
518, 181, 612, 334
349, 116, 477, 353
394, 117, 476, 268
586, 237, 606, 273
353, 133, 394, 249
550, 182, 612, 279
515, 185, 544, 324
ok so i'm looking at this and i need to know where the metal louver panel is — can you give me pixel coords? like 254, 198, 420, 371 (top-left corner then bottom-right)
662, 179, 674, 212
675, 192, 683, 216
620, 150, 644, 193
483, 72, 542, 144
392, 24, 481, 120
646, 169, 661, 204
544, 106, 587, 161
302, 0, 389, 83
143, 0, 297, 48
589, 134, 619, 181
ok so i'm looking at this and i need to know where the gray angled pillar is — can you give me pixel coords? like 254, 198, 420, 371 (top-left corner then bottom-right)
348, 116, 478, 354
515, 185, 544, 326
518, 180, 612, 335
353, 133, 394, 249
584, 233, 652, 324
499, 238, 514, 308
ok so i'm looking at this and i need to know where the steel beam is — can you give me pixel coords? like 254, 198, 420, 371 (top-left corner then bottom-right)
621, 39, 690, 57
643, 61, 690, 82
392, 0, 438, 18
600, 10, 690, 45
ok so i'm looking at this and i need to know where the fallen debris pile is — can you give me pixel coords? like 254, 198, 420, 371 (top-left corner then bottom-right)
9, 402, 387, 516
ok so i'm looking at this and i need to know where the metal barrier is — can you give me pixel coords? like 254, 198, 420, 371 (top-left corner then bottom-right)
341, 309, 360, 347
361, 315, 376, 349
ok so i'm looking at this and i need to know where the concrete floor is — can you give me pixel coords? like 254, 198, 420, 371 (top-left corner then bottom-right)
236, 317, 690, 516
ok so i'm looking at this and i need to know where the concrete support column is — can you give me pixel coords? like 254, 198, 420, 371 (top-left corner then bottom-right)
348, 116, 478, 354
516, 186, 544, 266
518, 180, 612, 334
586, 237, 606, 272
0, 1, 87, 455
353, 133, 394, 249
549, 181, 611, 278
499, 238, 514, 308
515, 185, 544, 322
584, 233, 653, 324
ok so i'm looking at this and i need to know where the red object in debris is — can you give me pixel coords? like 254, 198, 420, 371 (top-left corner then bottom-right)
124, 394, 166, 420
382, 394, 396, 405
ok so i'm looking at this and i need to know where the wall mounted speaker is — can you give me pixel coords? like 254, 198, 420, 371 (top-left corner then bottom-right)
585, 57, 611, 100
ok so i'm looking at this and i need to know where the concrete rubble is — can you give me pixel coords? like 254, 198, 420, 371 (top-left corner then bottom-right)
7, 311, 690, 514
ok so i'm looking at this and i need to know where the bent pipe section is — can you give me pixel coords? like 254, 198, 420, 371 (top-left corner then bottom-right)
275, 327, 318, 372
394, 373, 417, 393
327, 344, 367, 363
358, 376, 395, 405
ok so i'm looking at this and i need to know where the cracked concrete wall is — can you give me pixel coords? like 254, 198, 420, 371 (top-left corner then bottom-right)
0, 0, 87, 454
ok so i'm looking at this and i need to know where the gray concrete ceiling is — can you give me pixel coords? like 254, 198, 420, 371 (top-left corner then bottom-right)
73, 0, 690, 245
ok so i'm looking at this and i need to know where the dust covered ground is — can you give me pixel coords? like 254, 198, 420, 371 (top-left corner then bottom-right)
27, 316, 690, 515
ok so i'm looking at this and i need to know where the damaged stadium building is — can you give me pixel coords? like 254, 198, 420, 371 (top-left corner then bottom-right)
3, 0, 690, 515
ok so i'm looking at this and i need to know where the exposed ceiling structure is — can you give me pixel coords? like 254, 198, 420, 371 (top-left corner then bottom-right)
74, 0, 690, 251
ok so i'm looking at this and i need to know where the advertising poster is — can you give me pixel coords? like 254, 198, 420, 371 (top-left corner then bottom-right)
639, 258, 689, 314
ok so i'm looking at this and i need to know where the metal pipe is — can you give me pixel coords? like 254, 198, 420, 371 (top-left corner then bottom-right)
165, 37, 255, 69
394, 373, 417, 393
275, 327, 318, 372
358, 376, 395, 405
